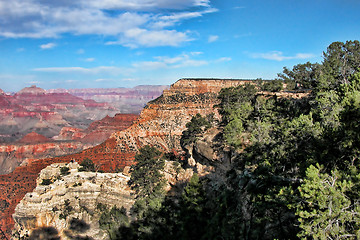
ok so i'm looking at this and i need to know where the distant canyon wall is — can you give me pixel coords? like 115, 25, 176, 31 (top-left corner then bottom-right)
48, 85, 169, 114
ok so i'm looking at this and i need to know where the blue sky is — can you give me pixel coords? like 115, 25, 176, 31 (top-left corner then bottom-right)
0, 0, 359, 92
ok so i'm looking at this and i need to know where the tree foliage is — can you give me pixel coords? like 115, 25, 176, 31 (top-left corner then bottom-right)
78, 158, 97, 172
297, 165, 360, 239
128, 145, 166, 219
181, 113, 212, 146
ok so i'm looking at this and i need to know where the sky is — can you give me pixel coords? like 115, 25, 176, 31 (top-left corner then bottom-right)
0, 0, 359, 92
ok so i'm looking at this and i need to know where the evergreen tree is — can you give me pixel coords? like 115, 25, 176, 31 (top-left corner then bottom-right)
297, 165, 360, 239
128, 145, 166, 219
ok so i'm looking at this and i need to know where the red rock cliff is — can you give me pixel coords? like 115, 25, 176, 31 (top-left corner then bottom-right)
111, 79, 252, 152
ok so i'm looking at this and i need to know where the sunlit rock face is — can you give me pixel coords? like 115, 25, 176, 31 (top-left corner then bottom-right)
12, 162, 134, 240
0, 114, 138, 175
111, 79, 252, 153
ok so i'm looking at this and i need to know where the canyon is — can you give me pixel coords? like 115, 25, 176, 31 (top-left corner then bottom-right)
0, 84, 166, 176
0, 85, 117, 143
48, 85, 169, 114
2, 79, 278, 238
0, 113, 138, 175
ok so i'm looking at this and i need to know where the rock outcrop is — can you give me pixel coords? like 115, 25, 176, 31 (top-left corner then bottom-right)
111, 79, 252, 152
0, 141, 87, 175
12, 162, 134, 240
17, 132, 52, 144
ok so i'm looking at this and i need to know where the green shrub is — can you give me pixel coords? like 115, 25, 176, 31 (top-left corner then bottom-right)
41, 178, 52, 185
78, 158, 96, 172
60, 166, 70, 176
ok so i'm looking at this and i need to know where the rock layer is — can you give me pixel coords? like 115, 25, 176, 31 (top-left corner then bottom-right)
111, 79, 252, 152
0, 86, 118, 143
0, 114, 137, 175
48, 85, 169, 114
12, 162, 134, 240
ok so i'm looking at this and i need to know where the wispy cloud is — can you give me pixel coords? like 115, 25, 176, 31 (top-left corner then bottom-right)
251, 51, 315, 61
77, 49, 85, 54
32, 52, 231, 77
84, 58, 95, 62
208, 35, 219, 43
65, 80, 77, 83
215, 57, 232, 62
0, 74, 35, 81
95, 78, 115, 82
40, 43, 56, 49
107, 29, 193, 48
33, 66, 132, 75
0, 0, 216, 48
133, 53, 208, 70
26, 80, 41, 85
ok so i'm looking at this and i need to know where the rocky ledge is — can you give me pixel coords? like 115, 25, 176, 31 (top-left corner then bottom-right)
12, 162, 134, 240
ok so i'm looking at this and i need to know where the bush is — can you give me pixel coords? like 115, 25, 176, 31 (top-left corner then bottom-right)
261, 80, 284, 92
78, 158, 96, 172
60, 166, 70, 176
41, 178, 52, 185
181, 113, 212, 146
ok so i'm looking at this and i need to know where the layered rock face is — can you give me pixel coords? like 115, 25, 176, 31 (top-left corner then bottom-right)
0, 114, 138, 175
0, 85, 118, 143
0, 79, 251, 238
12, 162, 134, 240
111, 79, 252, 152
0, 137, 136, 238
0, 139, 87, 175
49, 85, 169, 114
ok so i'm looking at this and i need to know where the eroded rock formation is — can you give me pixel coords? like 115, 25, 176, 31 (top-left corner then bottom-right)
12, 162, 134, 240
0, 85, 118, 143
48, 85, 169, 114
111, 79, 252, 152
0, 114, 138, 175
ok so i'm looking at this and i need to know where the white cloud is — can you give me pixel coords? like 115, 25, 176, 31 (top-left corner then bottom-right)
122, 78, 137, 82
107, 28, 193, 48
33, 66, 132, 75
133, 52, 208, 70
215, 57, 232, 62
0, 74, 35, 81
40, 43, 56, 49
77, 49, 85, 54
0, 0, 216, 48
83, 0, 211, 11
65, 80, 77, 83
190, 51, 203, 56
85, 58, 95, 62
208, 35, 219, 43
151, 8, 217, 29
26, 80, 42, 84
251, 51, 315, 61
95, 78, 112, 82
